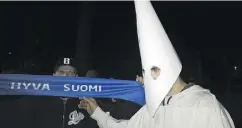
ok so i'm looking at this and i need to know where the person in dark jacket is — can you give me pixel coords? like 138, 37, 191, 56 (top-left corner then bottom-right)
33, 57, 98, 128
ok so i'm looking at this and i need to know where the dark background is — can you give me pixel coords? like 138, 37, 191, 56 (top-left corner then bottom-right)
0, 1, 242, 127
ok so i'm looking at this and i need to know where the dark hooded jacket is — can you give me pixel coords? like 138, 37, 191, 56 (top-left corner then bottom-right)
0, 96, 141, 128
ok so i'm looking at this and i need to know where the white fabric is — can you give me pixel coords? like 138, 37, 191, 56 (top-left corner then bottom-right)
135, 1, 182, 116
91, 85, 235, 128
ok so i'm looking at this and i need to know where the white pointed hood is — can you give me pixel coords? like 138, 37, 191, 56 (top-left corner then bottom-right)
134, 1, 182, 116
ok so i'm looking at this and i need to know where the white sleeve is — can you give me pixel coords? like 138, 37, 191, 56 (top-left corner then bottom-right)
91, 107, 129, 128
193, 97, 235, 128
216, 103, 235, 128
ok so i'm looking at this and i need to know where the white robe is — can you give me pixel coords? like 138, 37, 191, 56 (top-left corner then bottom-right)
91, 85, 235, 128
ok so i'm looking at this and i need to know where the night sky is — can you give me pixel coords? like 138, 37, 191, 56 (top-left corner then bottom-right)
0, 1, 242, 126
0, 1, 242, 91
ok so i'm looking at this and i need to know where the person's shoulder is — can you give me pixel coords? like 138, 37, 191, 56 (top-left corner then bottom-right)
188, 85, 217, 108
175, 85, 216, 108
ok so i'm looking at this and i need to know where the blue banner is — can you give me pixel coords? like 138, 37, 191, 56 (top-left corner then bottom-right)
0, 74, 145, 105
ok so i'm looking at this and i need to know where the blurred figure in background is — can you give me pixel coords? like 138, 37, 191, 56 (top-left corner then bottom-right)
0, 69, 35, 128
86, 69, 99, 78
1, 59, 22, 74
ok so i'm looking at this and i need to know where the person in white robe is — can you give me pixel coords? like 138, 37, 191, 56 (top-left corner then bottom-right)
78, 1, 235, 128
